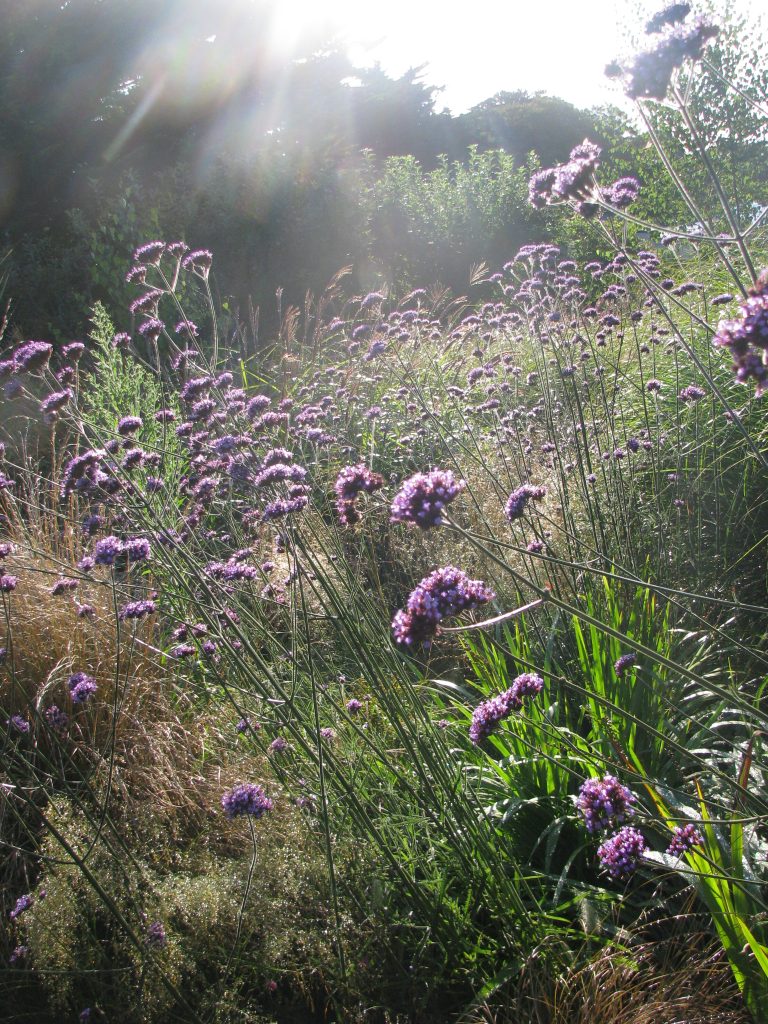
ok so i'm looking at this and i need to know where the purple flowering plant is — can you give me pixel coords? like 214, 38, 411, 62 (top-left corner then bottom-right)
2, 26, 768, 1008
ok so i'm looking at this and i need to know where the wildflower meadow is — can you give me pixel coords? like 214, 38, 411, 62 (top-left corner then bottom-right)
2, 3, 768, 1022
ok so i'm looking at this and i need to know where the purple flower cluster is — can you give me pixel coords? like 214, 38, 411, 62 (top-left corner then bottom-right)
505, 484, 547, 521
469, 672, 544, 743
597, 826, 648, 879
334, 464, 385, 525
45, 705, 69, 732
118, 599, 156, 621
9, 894, 33, 920
50, 578, 78, 596
392, 566, 495, 649
68, 672, 97, 704
390, 469, 465, 529
133, 240, 166, 264
14, 341, 53, 373
60, 449, 104, 499
40, 388, 73, 417
713, 272, 768, 395
62, 341, 85, 362
262, 496, 308, 521
678, 384, 706, 402
117, 415, 143, 436
529, 141, 601, 212
666, 822, 704, 857
182, 249, 213, 276
145, 921, 168, 948
618, 15, 719, 100
577, 775, 637, 834
125, 537, 151, 562
614, 653, 637, 677
603, 177, 640, 209
221, 782, 274, 820
93, 536, 124, 566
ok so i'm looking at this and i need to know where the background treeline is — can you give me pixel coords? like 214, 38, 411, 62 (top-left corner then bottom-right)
1, 0, 766, 339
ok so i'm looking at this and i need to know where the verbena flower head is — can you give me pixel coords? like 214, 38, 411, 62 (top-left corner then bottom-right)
597, 826, 648, 879
45, 705, 69, 731
335, 464, 385, 501
138, 318, 164, 341
133, 240, 166, 264
50, 577, 78, 596
469, 672, 544, 744
7, 714, 30, 734
666, 822, 704, 857
614, 653, 637, 676
181, 376, 213, 404
528, 168, 558, 209
604, 177, 640, 209
122, 447, 144, 470
713, 276, 768, 395
622, 17, 719, 100
119, 599, 156, 621
145, 921, 168, 948
68, 672, 97, 704
9, 894, 33, 920
93, 536, 124, 566
182, 249, 214, 277
0, 574, 19, 592
124, 537, 151, 562
126, 265, 147, 284
505, 484, 547, 521
40, 389, 73, 415
129, 290, 164, 316
528, 141, 601, 210
678, 384, 706, 402
246, 394, 271, 419
263, 496, 308, 521
254, 463, 307, 488
117, 415, 143, 436
390, 469, 465, 529
335, 464, 385, 525
221, 782, 274, 820
392, 566, 495, 649
14, 341, 53, 373
578, 774, 637, 834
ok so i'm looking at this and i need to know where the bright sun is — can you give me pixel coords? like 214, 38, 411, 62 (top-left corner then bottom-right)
228, 0, 758, 114
267, 0, 381, 54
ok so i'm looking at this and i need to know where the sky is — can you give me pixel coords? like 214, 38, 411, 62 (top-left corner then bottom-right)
272, 0, 764, 113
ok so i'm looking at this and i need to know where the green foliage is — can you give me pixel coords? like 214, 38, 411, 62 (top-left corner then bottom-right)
368, 147, 545, 288
460, 90, 603, 167
84, 302, 169, 441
